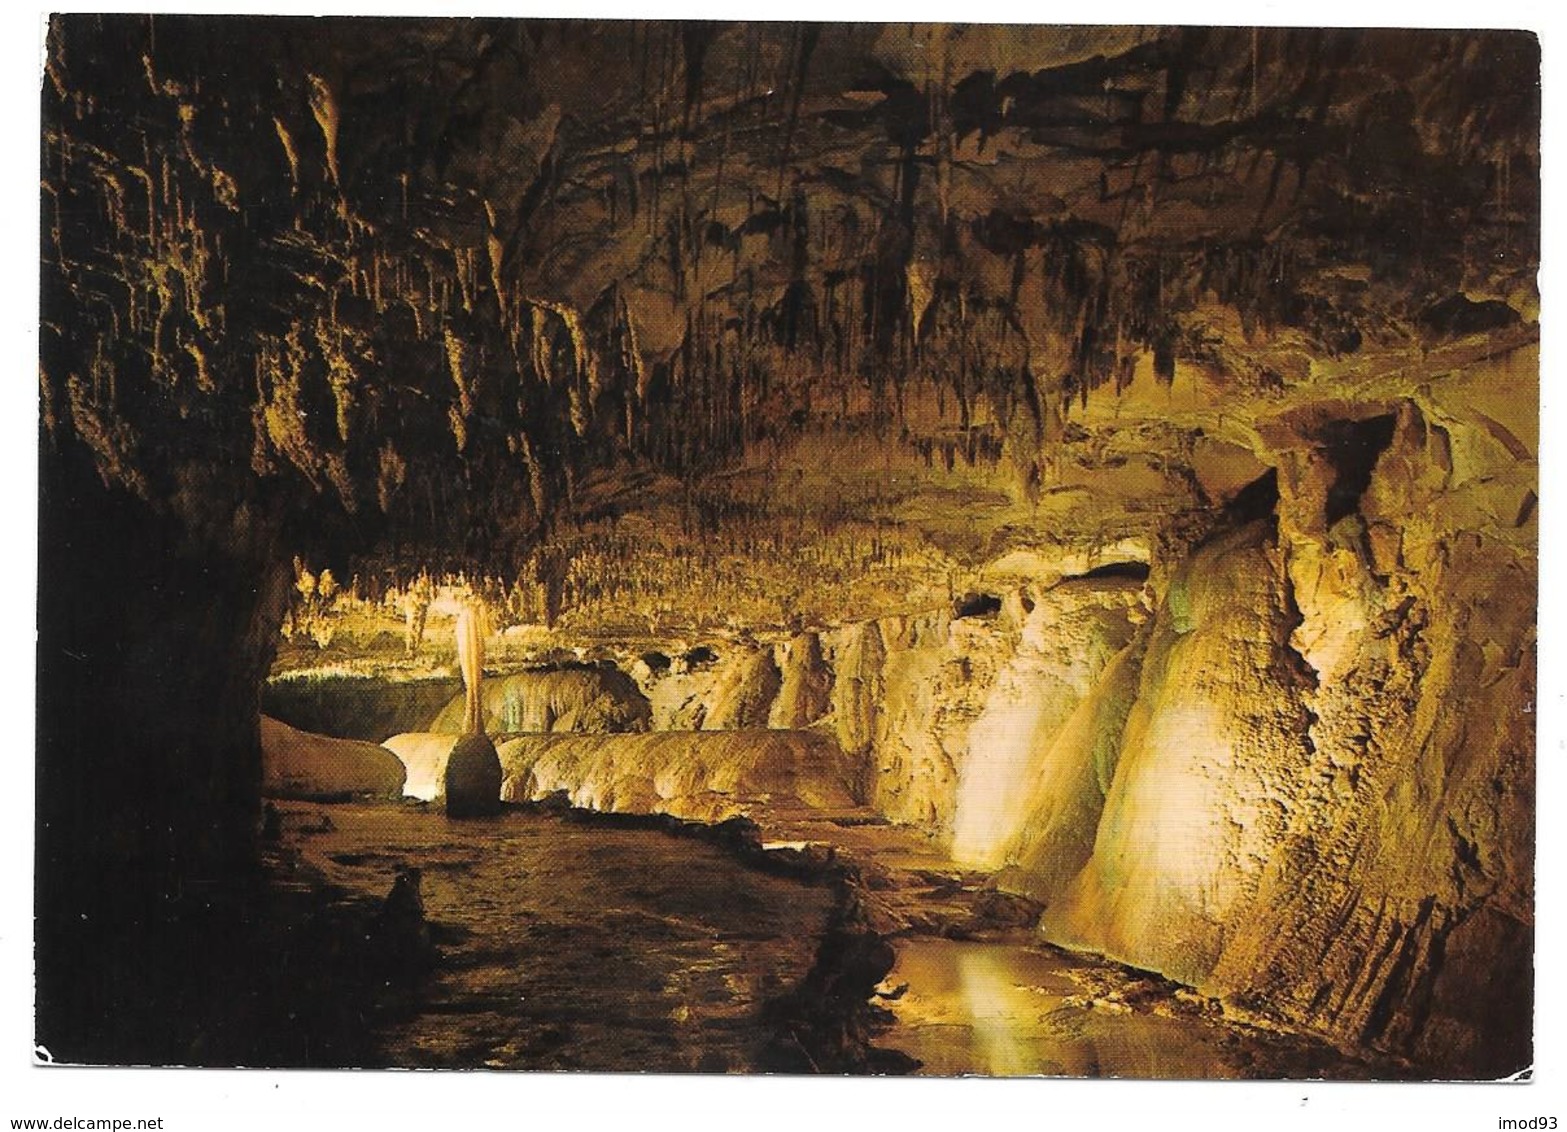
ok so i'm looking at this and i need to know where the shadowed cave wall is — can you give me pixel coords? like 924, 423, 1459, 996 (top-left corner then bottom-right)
38, 17, 1537, 1073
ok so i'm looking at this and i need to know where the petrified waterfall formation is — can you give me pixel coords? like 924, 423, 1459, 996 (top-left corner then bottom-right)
37, 17, 1537, 1075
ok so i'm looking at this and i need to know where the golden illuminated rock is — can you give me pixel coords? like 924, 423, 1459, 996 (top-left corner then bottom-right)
260, 715, 407, 800
445, 603, 503, 818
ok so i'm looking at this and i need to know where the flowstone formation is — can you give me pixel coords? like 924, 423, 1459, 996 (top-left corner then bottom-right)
40, 18, 1536, 1075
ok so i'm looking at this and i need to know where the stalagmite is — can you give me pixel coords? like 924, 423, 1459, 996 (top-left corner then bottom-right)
444, 601, 503, 817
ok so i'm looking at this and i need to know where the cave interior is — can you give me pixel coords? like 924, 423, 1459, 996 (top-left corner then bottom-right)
37, 17, 1539, 1077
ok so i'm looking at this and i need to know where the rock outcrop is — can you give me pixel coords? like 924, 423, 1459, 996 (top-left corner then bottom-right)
1001, 632, 1148, 902
381, 733, 459, 802
949, 580, 1144, 866
37, 15, 1537, 1076
1004, 347, 1535, 1076
700, 647, 784, 731
1199, 356, 1537, 1077
428, 667, 651, 734
769, 632, 835, 729
445, 733, 504, 818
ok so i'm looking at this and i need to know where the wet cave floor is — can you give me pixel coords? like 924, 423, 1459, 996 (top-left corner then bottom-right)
269, 800, 1406, 1078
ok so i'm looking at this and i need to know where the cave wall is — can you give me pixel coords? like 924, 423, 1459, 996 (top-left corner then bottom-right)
627, 579, 1146, 832
427, 666, 652, 733
36, 444, 294, 1055
1041, 519, 1316, 988
260, 715, 406, 800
